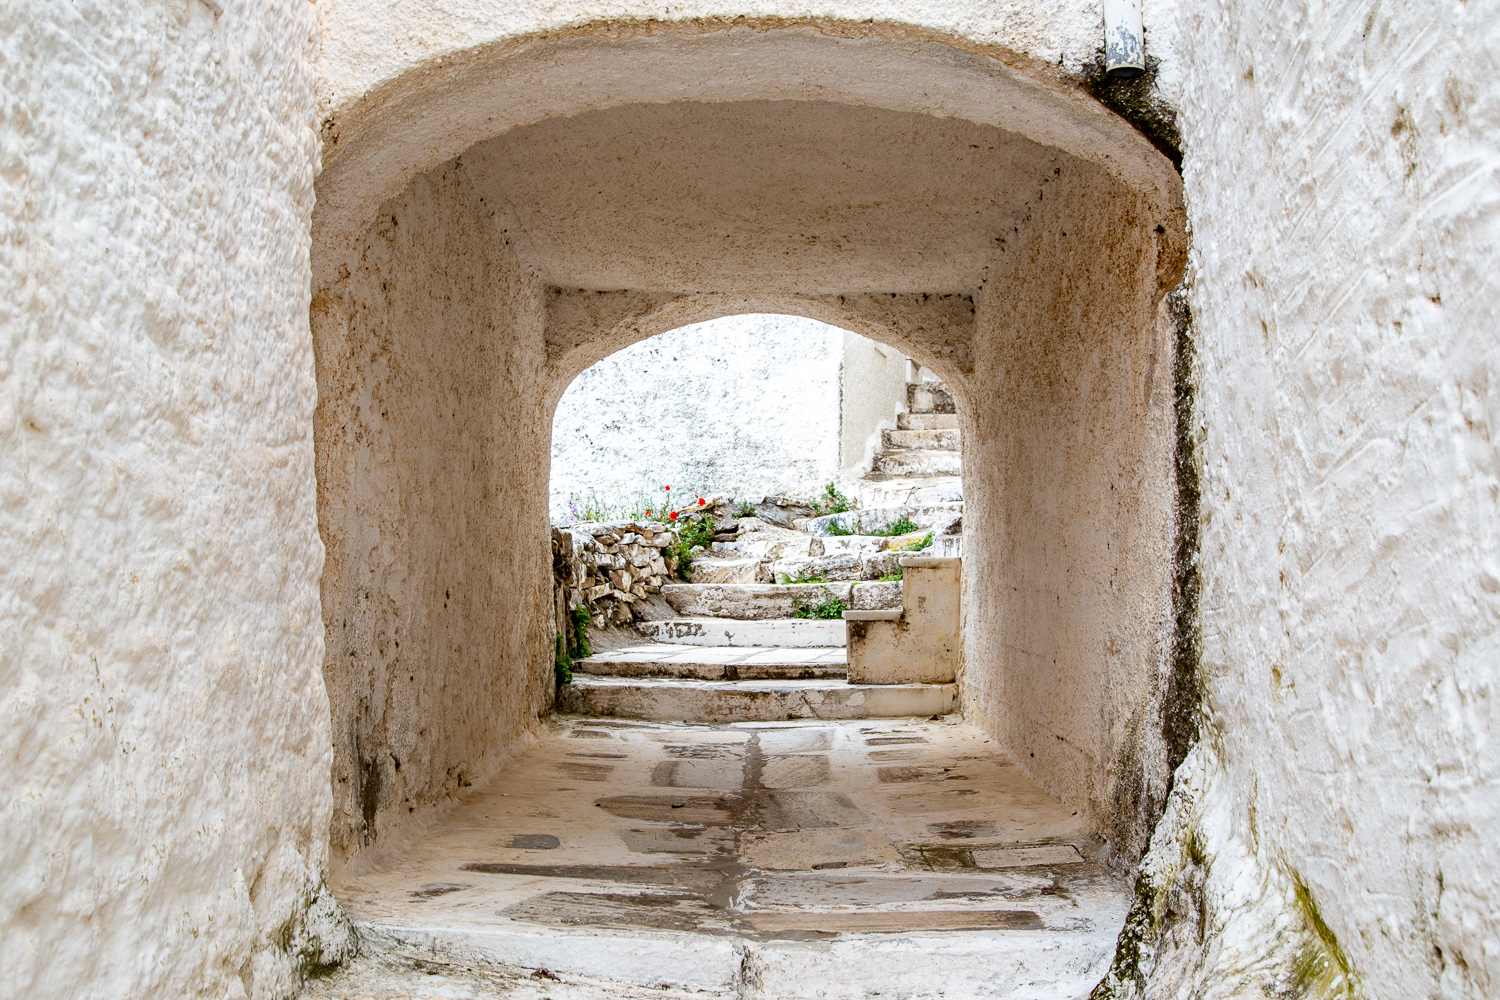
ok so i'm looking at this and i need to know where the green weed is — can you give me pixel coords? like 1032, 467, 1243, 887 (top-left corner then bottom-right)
812, 482, 856, 516
793, 587, 848, 620
777, 569, 829, 584
870, 516, 921, 537
667, 513, 718, 580
554, 633, 572, 688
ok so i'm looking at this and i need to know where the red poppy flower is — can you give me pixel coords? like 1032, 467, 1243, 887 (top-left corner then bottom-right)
645, 510, 652, 516
669, 511, 679, 521
664, 485, 671, 491
697, 497, 706, 506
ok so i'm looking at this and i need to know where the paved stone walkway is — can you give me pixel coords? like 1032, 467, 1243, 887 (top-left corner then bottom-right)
319, 716, 1130, 999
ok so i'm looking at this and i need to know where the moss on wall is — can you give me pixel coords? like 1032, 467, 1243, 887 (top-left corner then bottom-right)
1079, 54, 1183, 170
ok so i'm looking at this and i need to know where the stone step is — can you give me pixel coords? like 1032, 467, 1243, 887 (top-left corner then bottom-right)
797, 504, 962, 537
858, 476, 963, 508
897, 411, 960, 431
574, 644, 846, 681
872, 448, 962, 477
907, 381, 956, 414
882, 427, 960, 450
558, 675, 958, 722
662, 582, 901, 619
636, 618, 846, 647
685, 557, 762, 584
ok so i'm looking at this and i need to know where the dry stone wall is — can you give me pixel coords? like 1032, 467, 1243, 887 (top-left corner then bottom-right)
553, 522, 677, 629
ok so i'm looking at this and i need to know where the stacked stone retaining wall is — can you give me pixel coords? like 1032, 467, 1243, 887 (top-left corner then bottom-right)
553, 521, 675, 632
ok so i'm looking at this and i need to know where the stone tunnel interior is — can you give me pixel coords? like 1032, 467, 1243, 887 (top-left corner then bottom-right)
307, 26, 1188, 949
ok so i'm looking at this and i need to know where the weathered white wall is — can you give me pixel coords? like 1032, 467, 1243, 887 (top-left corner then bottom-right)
0, 3, 346, 999
311, 0, 1196, 124
1102, 0, 1500, 995
314, 160, 554, 871
963, 164, 1179, 865
839, 331, 911, 480
549, 314, 843, 518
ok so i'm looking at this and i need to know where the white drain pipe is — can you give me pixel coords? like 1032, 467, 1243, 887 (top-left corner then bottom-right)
1104, 0, 1146, 78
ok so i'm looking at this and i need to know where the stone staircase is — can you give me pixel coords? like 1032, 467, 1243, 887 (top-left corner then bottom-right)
560, 581, 957, 722
861, 368, 963, 508
553, 363, 966, 726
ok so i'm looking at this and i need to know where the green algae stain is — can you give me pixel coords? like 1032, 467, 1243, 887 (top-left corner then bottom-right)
1289, 874, 1358, 998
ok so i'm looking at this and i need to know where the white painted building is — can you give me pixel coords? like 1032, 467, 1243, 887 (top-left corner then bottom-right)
549, 314, 910, 519
3, 2, 1497, 998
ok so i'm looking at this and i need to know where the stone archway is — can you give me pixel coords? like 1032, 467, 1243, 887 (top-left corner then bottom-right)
309, 20, 1186, 874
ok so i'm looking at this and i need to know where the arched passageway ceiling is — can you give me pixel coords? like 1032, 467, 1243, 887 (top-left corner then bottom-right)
469, 100, 1091, 298
543, 290, 977, 409
311, 22, 1185, 286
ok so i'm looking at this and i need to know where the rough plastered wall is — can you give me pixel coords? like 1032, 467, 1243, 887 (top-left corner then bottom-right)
549, 314, 843, 519
0, 3, 350, 999
1098, 0, 1500, 996
963, 163, 1179, 865
839, 330, 911, 480
311, 0, 1185, 119
312, 160, 553, 871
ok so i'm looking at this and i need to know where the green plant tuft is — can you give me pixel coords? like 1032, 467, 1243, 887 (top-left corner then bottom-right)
871, 516, 920, 537
777, 569, 828, 584
667, 512, 718, 580
569, 603, 592, 660
793, 587, 848, 620
876, 570, 905, 582
826, 521, 856, 536
813, 482, 856, 516
554, 633, 572, 688
735, 499, 756, 519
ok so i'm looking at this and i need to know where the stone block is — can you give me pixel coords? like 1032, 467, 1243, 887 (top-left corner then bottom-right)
661, 583, 855, 619
844, 557, 961, 684
688, 557, 762, 584
850, 581, 903, 610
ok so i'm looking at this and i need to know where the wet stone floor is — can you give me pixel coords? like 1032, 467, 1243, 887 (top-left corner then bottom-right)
317, 717, 1132, 1000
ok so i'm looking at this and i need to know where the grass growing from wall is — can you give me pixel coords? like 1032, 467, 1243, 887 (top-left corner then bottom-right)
776, 569, 829, 584
555, 603, 592, 689
554, 634, 572, 688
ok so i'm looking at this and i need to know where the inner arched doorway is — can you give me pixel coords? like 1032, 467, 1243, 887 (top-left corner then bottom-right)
309, 22, 1186, 947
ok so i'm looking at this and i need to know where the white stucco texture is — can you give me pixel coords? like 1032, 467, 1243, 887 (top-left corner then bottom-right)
549, 315, 843, 518
0, 3, 342, 999
1133, 0, 1500, 994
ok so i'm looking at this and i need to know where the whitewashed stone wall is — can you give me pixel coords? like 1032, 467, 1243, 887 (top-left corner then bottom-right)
550, 314, 844, 519
3, 3, 1494, 1000
0, 3, 344, 1000
1101, 1, 1500, 997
